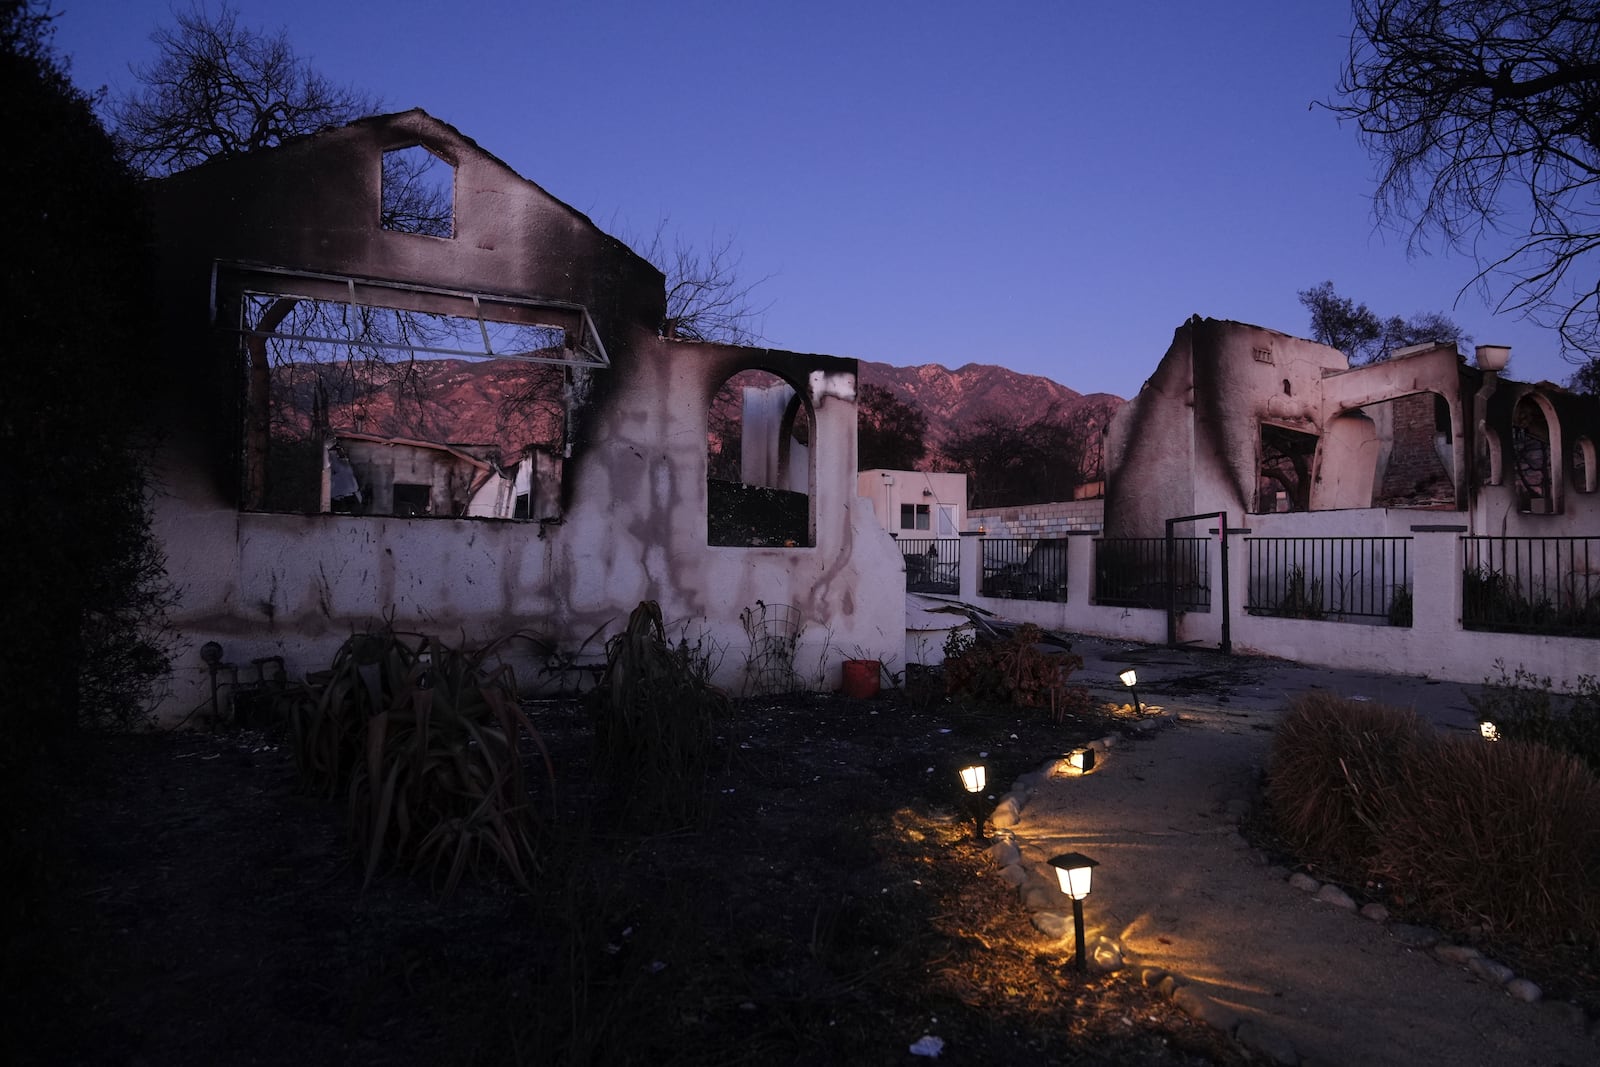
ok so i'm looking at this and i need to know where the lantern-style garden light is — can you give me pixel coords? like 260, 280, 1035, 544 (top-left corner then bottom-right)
1048, 851, 1100, 971
1480, 720, 1501, 742
958, 763, 987, 843
1066, 747, 1096, 774
1119, 668, 1143, 716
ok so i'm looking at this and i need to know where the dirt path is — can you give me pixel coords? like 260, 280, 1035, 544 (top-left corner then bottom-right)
1012, 639, 1599, 1066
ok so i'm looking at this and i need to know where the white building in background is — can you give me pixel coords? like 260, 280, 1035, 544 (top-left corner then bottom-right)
857, 469, 967, 537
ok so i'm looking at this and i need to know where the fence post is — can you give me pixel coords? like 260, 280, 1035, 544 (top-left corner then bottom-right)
959, 530, 984, 601
1410, 524, 1466, 643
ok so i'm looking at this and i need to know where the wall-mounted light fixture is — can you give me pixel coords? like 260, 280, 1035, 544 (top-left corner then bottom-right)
1119, 669, 1143, 716
1048, 851, 1100, 971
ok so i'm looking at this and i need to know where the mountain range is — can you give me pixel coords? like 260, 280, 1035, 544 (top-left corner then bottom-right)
858, 359, 1125, 465
271, 354, 1125, 471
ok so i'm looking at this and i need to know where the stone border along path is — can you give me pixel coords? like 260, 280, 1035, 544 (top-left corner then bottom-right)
982, 704, 1600, 1067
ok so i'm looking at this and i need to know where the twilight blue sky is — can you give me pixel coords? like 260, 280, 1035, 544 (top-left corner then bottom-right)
51, 0, 1585, 398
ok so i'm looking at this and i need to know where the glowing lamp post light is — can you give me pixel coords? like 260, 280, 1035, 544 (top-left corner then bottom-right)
1119, 668, 1143, 716
1480, 721, 1501, 742
1048, 851, 1100, 972
958, 763, 987, 843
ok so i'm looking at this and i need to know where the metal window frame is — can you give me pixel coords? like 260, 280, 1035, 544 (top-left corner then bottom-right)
211, 261, 609, 368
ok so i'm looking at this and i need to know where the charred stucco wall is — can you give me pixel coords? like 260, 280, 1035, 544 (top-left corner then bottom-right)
1104, 317, 1598, 539
145, 111, 904, 716
1105, 317, 1347, 537
146, 110, 664, 494
154, 330, 903, 709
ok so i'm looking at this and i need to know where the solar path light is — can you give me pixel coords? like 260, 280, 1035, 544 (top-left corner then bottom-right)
958, 763, 987, 843
1119, 668, 1143, 716
1048, 852, 1100, 972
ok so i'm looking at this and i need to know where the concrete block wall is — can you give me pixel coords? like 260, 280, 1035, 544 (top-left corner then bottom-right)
969, 498, 1105, 537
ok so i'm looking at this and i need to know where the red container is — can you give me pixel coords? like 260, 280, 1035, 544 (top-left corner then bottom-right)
841, 659, 881, 700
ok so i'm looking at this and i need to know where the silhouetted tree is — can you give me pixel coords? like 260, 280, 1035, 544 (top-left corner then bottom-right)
1332, 0, 1600, 386
109, 1, 370, 173
1297, 280, 1469, 364
2, 0, 171, 740
856, 383, 928, 470
944, 406, 1093, 509
627, 222, 771, 345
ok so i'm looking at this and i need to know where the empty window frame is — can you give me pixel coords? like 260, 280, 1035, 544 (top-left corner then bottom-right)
219, 266, 605, 519
1256, 424, 1319, 513
381, 145, 455, 237
707, 369, 813, 547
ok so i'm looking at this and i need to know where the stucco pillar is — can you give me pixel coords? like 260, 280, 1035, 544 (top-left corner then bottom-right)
1408, 524, 1465, 644
959, 530, 984, 600
1066, 533, 1095, 609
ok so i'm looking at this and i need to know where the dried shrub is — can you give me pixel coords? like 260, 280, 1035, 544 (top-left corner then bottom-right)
284, 629, 553, 896
1265, 693, 1429, 870
588, 601, 731, 829
942, 625, 1085, 710
1372, 737, 1600, 942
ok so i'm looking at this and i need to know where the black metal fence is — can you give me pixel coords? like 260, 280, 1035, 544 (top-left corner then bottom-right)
1462, 536, 1600, 637
980, 538, 1069, 602
1245, 537, 1412, 625
1092, 537, 1211, 611
899, 537, 960, 594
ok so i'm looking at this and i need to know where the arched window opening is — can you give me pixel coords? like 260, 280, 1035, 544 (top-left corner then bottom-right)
1369, 392, 1455, 507
1573, 436, 1597, 493
1512, 394, 1559, 513
707, 369, 812, 546
381, 145, 455, 237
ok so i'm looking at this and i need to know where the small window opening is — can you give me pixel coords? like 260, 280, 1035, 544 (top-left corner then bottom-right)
1256, 424, 1318, 513
382, 145, 454, 237
900, 503, 931, 531
1282, 379, 1292, 396
392, 482, 431, 517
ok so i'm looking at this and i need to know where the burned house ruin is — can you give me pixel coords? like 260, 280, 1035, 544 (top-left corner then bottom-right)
146, 110, 903, 715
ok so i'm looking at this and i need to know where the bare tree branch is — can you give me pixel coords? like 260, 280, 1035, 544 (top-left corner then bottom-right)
109, 1, 374, 176
630, 221, 772, 345
1331, 0, 1600, 368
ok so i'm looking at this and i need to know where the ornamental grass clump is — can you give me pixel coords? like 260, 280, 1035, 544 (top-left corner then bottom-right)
1372, 736, 1600, 942
283, 629, 553, 896
588, 601, 731, 830
1268, 692, 1600, 947
1265, 692, 1429, 872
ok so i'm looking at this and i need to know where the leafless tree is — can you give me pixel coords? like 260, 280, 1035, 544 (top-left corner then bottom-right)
629, 222, 771, 345
108, 1, 373, 175
1332, 0, 1600, 375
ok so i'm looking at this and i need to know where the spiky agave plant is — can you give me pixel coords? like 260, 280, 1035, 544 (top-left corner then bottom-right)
286, 629, 554, 896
